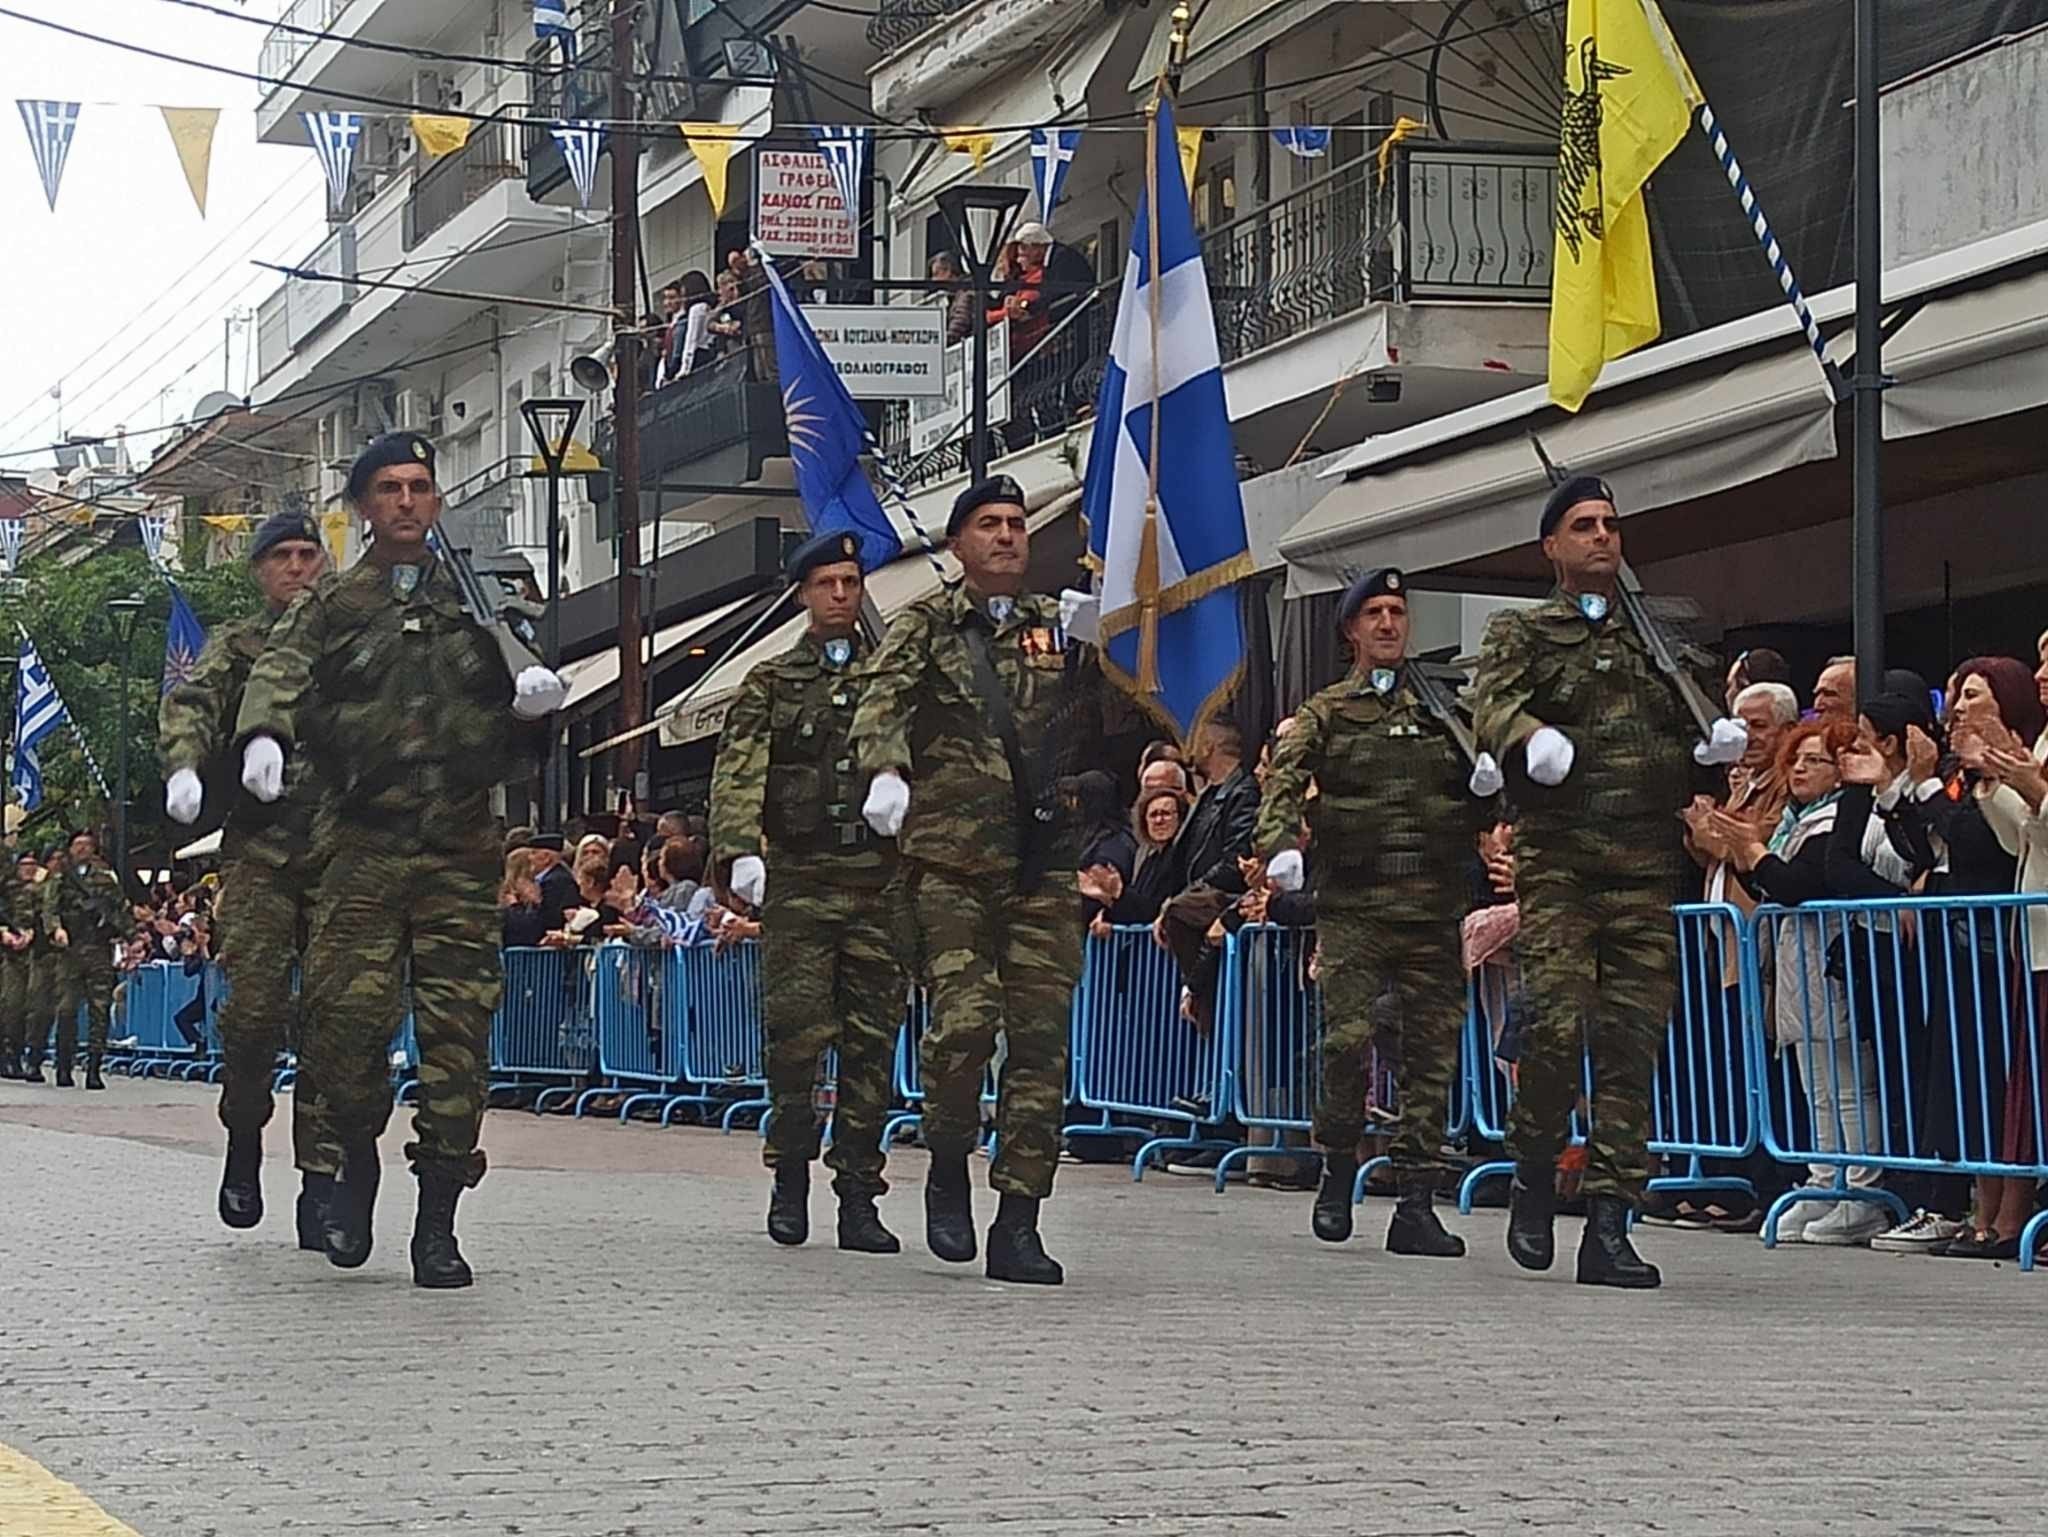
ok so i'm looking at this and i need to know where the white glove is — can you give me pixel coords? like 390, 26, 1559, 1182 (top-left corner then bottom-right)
862, 770, 910, 838
241, 737, 285, 803
1694, 715, 1749, 767
1267, 849, 1305, 893
165, 768, 204, 825
1524, 726, 1575, 786
730, 855, 767, 909
1468, 751, 1504, 798
1058, 587, 1100, 645
512, 665, 569, 720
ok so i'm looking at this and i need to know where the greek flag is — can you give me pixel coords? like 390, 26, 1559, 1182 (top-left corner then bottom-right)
810, 126, 869, 226
1272, 126, 1331, 159
17, 100, 81, 211
1030, 127, 1080, 219
551, 120, 605, 209
0, 516, 22, 573
11, 637, 67, 813
302, 110, 363, 212
534, 0, 577, 60
163, 585, 208, 699
1080, 94, 1252, 739
139, 510, 173, 567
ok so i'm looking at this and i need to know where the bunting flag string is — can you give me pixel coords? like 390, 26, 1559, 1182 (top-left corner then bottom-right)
1272, 126, 1330, 159
411, 112, 474, 160
941, 128, 995, 172
17, 100, 80, 211
1177, 124, 1203, 193
679, 121, 740, 218
138, 510, 172, 567
0, 518, 21, 574
303, 110, 363, 212
811, 126, 870, 224
551, 120, 605, 210
1376, 114, 1426, 188
535, 0, 578, 62
159, 106, 220, 215
1030, 127, 1080, 219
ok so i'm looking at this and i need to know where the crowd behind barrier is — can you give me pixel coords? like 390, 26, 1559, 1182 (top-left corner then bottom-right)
94, 891, 2048, 1270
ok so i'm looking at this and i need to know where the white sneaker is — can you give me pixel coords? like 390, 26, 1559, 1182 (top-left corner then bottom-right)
1804, 1202, 1889, 1247
1765, 1199, 1837, 1244
1868, 1209, 1966, 1253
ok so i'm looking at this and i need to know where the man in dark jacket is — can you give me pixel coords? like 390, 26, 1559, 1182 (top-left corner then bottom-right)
1154, 718, 1260, 1031
527, 835, 580, 936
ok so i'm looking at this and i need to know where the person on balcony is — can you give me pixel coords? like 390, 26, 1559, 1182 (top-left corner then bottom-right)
929, 252, 978, 344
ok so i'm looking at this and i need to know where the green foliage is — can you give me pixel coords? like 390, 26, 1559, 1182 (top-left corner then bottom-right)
0, 548, 263, 859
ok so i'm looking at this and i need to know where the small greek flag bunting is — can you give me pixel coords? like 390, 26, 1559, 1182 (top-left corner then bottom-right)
534, 0, 578, 61
0, 517, 21, 574
17, 100, 81, 211
1030, 127, 1080, 219
551, 120, 605, 210
139, 511, 173, 568
302, 110, 363, 212
811, 126, 870, 225
1272, 126, 1330, 159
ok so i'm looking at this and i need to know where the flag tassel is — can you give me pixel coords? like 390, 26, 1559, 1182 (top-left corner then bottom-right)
1136, 504, 1162, 693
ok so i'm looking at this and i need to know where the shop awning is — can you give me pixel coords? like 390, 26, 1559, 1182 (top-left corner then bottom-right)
556, 594, 755, 715
1884, 262, 2048, 439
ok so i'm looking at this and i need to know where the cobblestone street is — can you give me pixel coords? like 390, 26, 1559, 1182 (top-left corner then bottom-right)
3, 1074, 2045, 1536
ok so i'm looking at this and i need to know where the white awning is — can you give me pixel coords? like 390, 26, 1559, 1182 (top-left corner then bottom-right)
1128, 0, 1341, 93
556, 594, 754, 713
1279, 338, 1844, 593
1884, 263, 2048, 439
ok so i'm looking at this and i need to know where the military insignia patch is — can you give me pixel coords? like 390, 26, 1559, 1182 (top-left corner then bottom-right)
391, 564, 422, 599
1369, 667, 1397, 695
823, 637, 853, 668
1578, 592, 1610, 623
986, 596, 1016, 627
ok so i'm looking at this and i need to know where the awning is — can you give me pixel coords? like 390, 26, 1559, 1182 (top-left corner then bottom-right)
1128, 0, 1338, 93
1279, 338, 1844, 594
1885, 262, 2048, 439
556, 594, 754, 714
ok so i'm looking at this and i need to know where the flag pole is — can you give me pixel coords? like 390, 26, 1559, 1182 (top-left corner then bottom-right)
1135, 85, 1166, 697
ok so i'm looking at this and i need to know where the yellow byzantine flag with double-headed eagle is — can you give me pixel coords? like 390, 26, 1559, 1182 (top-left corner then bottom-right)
1547, 0, 1699, 411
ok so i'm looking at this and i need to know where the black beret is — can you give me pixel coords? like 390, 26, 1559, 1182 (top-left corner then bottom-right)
785, 529, 864, 582
346, 432, 437, 504
1539, 474, 1616, 538
248, 509, 324, 564
1337, 567, 1404, 628
948, 474, 1025, 538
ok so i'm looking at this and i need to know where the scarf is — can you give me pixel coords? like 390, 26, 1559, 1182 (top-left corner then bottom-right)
1768, 790, 1841, 858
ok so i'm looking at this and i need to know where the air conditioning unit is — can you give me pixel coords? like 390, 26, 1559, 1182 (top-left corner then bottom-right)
358, 116, 406, 173
412, 69, 457, 110
318, 403, 358, 466
395, 388, 442, 435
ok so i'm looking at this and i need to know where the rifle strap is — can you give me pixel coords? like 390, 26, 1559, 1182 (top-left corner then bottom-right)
1406, 665, 1477, 767
960, 619, 1039, 879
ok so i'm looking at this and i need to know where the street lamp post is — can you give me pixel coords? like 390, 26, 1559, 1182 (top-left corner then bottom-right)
936, 183, 1029, 483
107, 592, 145, 896
521, 397, 585, 836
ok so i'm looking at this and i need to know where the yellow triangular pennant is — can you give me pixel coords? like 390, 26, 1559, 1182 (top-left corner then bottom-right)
1375, 114, 1426, 189
1177, 124, 1203, 192
679, 123, 740, 219
321, 508, 353, 565
159, 107, 220, 216
942, 129, 995, 172
411, 113, 474, 160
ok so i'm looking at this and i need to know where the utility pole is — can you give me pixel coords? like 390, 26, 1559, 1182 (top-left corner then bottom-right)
1850, 0, 1885, 702
611, 0, 646, 804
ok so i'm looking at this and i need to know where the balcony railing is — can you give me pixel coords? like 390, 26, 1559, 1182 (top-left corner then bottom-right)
1396, 143, 1557, 300
405, 114, 526, 250
259, 0, 355, 91
866, 0, 974, 54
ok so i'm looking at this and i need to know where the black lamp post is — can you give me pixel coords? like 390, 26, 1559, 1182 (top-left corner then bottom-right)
936, 183, 1029, 482
521, 396, 584, 835
107, 592, 145, 894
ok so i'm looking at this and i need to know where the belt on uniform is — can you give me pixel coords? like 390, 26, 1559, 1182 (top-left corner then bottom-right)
830, 820, 871, 850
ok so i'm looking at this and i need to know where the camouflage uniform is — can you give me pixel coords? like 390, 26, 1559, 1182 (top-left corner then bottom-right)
1472, 591, 1703, 1201
848, 585, 1104, 1200
710, 630, 902, 1196
22, 869, 61, 1067
1255, 667, 1477, 1168
44, 859, 126, 1066
161, 608, 340, 1175
235, 557, 526, 1188
0, 865, 38, 1070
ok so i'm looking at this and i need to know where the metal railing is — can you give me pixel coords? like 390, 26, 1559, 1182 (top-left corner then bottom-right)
259, 0, 356, 89
866, 0, 974, 54
405, 113, 527, 251
1396, 142, 1557, 300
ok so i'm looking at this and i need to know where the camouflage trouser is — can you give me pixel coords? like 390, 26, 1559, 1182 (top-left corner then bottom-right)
21, 954, 59, 1060
1314, 899, 1466, 1171
300, 842, 499, 1186
216, 857, 342, 1175
51, 950, 115, 1061
0, 950, 29, 1057
1509, 864, 1675, 1202
759, 884, 903, 1197
910, 864, 1079, 1200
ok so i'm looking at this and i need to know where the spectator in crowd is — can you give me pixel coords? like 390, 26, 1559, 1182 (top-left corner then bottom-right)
987, 234, 1049, 354
1155, 718, 1260, 1031
930, 252, 978, 344
1072, 772, 1135, 932
725, 247, 776, 380
1138, 742, 1190, 799
706, 267, 747, 361
500, 848, 547, 949
527, 834, 579, 938
654, 838, 709, 920
1726, 647, 1795, 711
660, 271, 715, 385
1115, 788, 1188, 932
1812, 656, 1857, 722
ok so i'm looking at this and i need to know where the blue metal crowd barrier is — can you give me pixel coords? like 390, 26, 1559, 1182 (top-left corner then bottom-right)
663, 941, 770, 1129
490, 946, 588, 1102
1211, 923, 1329, 1192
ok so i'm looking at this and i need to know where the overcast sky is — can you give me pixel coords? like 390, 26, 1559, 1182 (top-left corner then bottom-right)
0, 0, 325, 470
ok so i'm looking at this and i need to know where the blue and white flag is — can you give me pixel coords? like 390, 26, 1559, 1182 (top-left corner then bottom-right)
551, 119, 605, 209
534, 0, 577, 61
163, 585, 208, 699
17, 100, 80, 211
1272, 126, 1331, 159
1081, 94, 1252, 739
760, 261, 903, 574
302, 110, 363, 212
0, 517, 22, 573
139, 510, 173, 568
1030, 127, 1081, 219
810, 126, 870, 228
11, 637, 68, 812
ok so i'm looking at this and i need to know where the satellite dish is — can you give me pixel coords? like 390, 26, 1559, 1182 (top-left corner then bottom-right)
193, 390, 242, 424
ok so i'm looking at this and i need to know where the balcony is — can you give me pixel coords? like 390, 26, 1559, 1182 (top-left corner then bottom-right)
405, 114, 526, 251
259, 0, 350, 84
255, 0, 474, 142
866, 0, 972, 55
631, 349, 790, 513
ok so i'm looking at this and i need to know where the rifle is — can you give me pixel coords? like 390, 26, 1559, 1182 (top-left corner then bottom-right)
1406, 661, 1482, 767
426, 524, 546, 680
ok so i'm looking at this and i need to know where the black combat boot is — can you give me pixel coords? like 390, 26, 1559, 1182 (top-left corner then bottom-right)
1312, 1153, 1357, 1243
322, 1137, 381, 1270
83, 1053, 105, 1091
1576, 1195, 1662, 1289
984, 1193, 1063, 1286
19, 1048, 41, 1086
1507, 1161, 1557, 1272
410, 1166, 473, 1289
924, 1153, 977, 1263
0, 1048, 18, 1081
295, 1172, 335, 1252
218, 1127, 264, 1229
53, 1040, 74, 1088
836, 1190, 899, 1254
1385, 1173, 1466, 1258
766, 1160, 809, 1246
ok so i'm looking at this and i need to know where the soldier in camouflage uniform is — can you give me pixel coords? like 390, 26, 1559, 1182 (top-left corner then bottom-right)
710, 529, 904, 1255
20, 846, 64, 1083
235, 432, 567, 1288
45, 829, 126, 1091
1250, 568, 1481, 1258
1470, 475, 1743, 1289
849, 475, 1107, 1287
0, 849, 41, 1080
162, 509, 339, 1244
